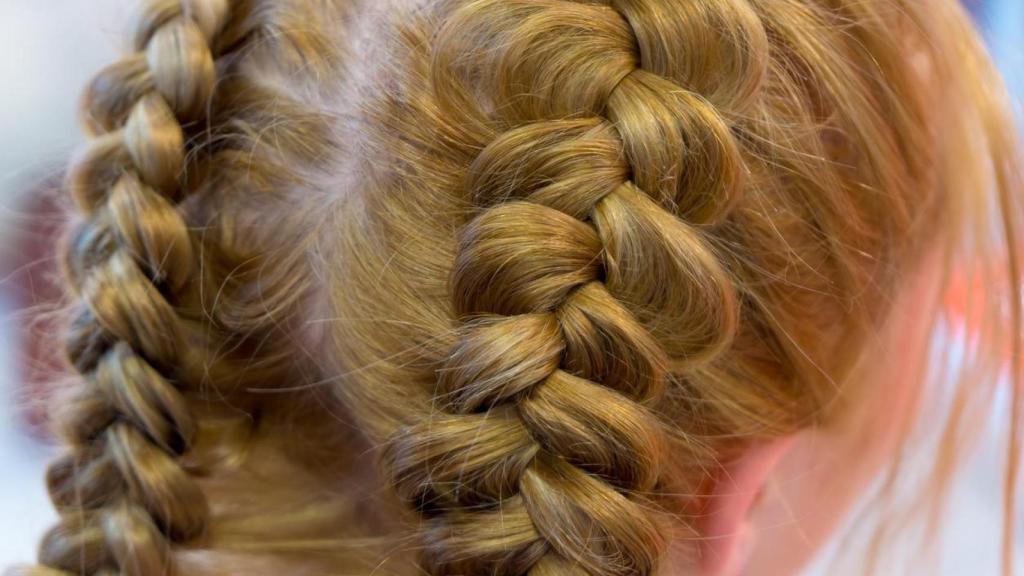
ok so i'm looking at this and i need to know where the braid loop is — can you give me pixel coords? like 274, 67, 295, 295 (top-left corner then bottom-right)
611, 0, 767, 110
385, 1, 764, 574
31, 2, 236, 574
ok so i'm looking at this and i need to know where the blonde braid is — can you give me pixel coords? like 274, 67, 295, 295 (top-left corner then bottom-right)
16, 0, 1014, 574
383, 1, 765, 574
31, 1, 234, 574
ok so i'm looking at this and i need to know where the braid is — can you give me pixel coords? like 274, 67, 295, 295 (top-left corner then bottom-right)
13, 0, 993, 573
384, 1, 765, 574
30, 2, 236, 574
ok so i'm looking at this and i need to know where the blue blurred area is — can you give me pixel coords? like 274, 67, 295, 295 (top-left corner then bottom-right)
976, 0, 1024, 101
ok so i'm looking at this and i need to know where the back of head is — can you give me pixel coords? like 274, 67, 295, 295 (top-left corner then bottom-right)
17, 0, 1023, 575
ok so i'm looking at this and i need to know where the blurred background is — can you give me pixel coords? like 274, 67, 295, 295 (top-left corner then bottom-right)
0, 1, 1020, 573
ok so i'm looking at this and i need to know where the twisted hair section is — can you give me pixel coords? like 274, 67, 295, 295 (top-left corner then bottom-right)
382, 1, 767, 573
26, 1, 235, 574
36, 0, 349, 566
21, 0, 346, 571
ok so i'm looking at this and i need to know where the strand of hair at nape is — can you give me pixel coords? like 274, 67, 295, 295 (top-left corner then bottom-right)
24, 2, 234, 574
384, 0, 765, 574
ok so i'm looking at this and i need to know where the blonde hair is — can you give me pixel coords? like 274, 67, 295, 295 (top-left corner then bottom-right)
16, 0, 1022, 574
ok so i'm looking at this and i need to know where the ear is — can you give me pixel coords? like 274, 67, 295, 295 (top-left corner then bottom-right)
697, 438, 795, 576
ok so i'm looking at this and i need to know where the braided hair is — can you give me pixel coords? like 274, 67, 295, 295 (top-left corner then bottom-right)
37, 3, 231, 572
380, 2, 767, 573
20, 0, 1022, 574
26, 0, 339, 573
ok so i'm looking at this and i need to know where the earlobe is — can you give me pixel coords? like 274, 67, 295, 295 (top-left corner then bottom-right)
698, 438, 795, 576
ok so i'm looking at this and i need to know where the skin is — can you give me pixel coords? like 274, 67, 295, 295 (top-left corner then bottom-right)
698, 250, 941, 575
